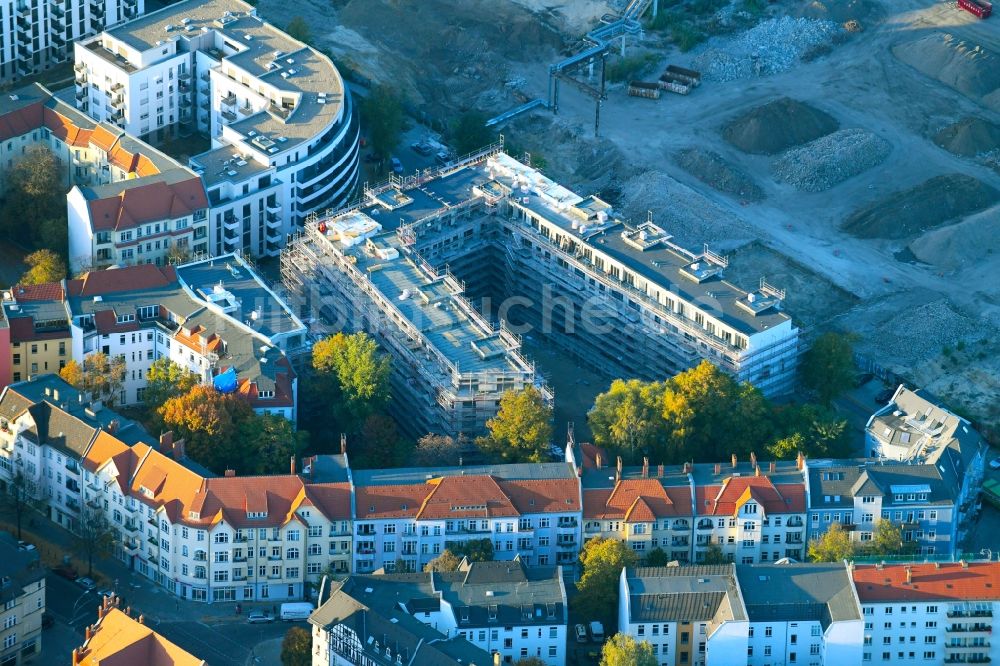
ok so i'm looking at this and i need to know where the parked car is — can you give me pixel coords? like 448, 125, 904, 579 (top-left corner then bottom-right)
410, 142, 433, 156
97, 588, 114, 599
41, 613, 54, 630
53, 565, 78, 581
989, 457, 1000, 470
589, 621, 605, 642
390, 157, 404, 174
247, 611, 275, 624
853, 372, 874, 388
574, 624, 588, 643
434, 150, 451, 165
363, 152, 381, 164
17, 541, 35, 552
76, 577, 96, 591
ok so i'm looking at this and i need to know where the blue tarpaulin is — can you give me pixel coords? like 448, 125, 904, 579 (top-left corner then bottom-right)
213, 367, 238, 393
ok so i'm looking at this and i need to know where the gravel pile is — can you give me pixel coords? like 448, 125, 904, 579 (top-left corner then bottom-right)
867, 300, 980, 363
693, 17, 841, 82
772, 128, 891, 191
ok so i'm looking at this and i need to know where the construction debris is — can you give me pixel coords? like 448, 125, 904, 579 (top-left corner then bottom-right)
693, 17, 842, 82
773, 128, 891, 192
674, 148, 765, 202
722, 97, 839, 155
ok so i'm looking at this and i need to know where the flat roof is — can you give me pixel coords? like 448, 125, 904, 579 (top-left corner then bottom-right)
736, 563, 861, 625
102, 0, 344, 147
189, 144, 270, 187
353, 462, 577, 487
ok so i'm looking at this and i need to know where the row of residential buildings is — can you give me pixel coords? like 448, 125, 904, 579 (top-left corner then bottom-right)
0, 252, 304, 418
306, 558, 1000, 666
0, 373, 986, 608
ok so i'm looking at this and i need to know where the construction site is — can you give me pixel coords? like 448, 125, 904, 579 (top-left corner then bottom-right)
262, 0, 1000, 436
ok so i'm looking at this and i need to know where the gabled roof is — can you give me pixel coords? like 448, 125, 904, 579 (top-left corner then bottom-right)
696, 475, 805, 516
417, 475, 516, 520
355, 484, 431, 520
303, 482, 352, 521
85, 177, 209, 231
583, 479, 691, 522
192, 475, 306, 528
80, 607, 205, 666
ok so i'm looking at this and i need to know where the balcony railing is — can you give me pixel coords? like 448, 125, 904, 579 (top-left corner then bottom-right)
950, 611, 994, 619
221, 109, 237, 123
220, 92, 236, 106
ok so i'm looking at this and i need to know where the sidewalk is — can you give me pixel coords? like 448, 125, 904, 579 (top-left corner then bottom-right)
3, 512, 270, 625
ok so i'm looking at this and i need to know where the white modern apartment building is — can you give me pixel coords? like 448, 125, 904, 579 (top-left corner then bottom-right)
350, 463, 582, 574
73, 0, 360, 260
854, 562, 1000, 666
0, 0, 141, 84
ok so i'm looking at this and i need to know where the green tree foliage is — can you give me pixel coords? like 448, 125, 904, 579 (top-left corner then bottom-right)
312, 332, 391, 430
2, 146, 67, 256
588, 379, 666, 465
362, 85, 403, 159
280, 626, 312, 666
644, 547, 670, 567
59, 352, 127, 405
770, 404, 851, 460
238, 412, 308, 476
451, 111, 492, 155
19, 249, 65, 285
143, 358, 199, 416
867, 519, 916, 557
702, 542, 725, 565
424, 550, 463, 573
807, 522, 856, 562
351, 414, 410, 469
600, 634, 657, 666
575, 538, 638, 626
285, 16, 311, 44
476, 386, 552, 463
800, 332, 856, 406
445, 538, 494, 563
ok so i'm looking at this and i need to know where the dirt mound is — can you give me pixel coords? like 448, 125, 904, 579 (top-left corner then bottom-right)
908, 206, 1000, 271
934, 117, 1000, 157
773, 128, 891, 192
892, 33, 1000, 113
843, 174, 1000, 239
722, 98, 839, 155
796, 0, 885, 25
673, 148, 764, 202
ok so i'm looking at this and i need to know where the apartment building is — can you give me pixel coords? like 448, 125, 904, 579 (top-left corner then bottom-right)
1, 282, 72, 387
618, 562, 863, 666
310, 576, 493, 666
350, 463, 582, 573
866, 387, 986, 533
0, 374, 154, 532
73, 0, 360, 255
73, 595, 204, 665
853, 561, 1000, 665
282, 149, 798, 437
806, 459, 962, 556
577, 452, 808, 564
0, 533, 46, 666
0, 0, 141, 84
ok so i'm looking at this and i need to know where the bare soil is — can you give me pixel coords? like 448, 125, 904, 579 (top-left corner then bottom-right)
934, 117, 1000, 157
721, 97, 839, 155
674, 148, 765, 201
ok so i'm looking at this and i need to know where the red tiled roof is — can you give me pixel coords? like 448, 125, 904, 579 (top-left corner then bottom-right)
502, 478, 580, 515
853, 563, 1000, 602
583, 479, 690, 522
355, 484, 432, 519
192, 475, 306, 528
696, 476, 805, 516
417, 476, 516, 520
68, 264, 176, 297
7, 317, 68, 343
0, 101, 45, 142
10, 282, 65, 301
303, 483, 352, 521
87, 178, 208, 232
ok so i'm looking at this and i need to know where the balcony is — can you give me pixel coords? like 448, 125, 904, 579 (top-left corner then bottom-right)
122, 539, 140, 555
221, 109, 237, 123
233, 573, 247, 581
220, 92, 237, 107
265, 211, 282, 229
672, 520, 690, 531
556, 538, 577, 549
238, 105, 254, 117
146, 536, 158, 547
123, 521, 139, 534
950, 611, 995, 619
111, 95, 124, 109
944, 659, 991, 664
51, 27, 65, 41
948, 625, 993, 635
786, 517, 805, 528
223, 214, 239, 232
558, 518, 579, 529
200, 72, 210, 82
178, 71, 191, 81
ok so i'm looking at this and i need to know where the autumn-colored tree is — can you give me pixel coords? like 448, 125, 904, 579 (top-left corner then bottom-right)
312, 332, 391, 430
575, 538, 638, 627
59, 352, 127, 405
144, 358, 199, 416
158, 385, 251, 472
19, 250, 66, 286
867, 519, 916, 558
413, 433, 465, 467
600, 634, 656, 666
476, 386, 552, 463
588, 379, 667, 465
280, 626, 311, 666
800, 332, 856, 406
424, 550, 463, 573
807, 522, 856, 562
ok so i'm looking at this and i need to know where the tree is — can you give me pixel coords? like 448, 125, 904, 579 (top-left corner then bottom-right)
600, 634, 657, 666
59, 353, 127, 405
312, 332, 391, 430
451, 111, 492, 155
351, 414, 409, 469
19, 250, 65, 285
413, 433, 464, 467
361, 86, 403, 159
280, 626, 311, 666
71, 508, 115, 578
143, 358, 199, 415
588, 379, 666, 465
165, 244, 192, 265
446, 538, 493, 563
800, 332, 856, 406
868, 519, 916, 557
644, 547, 670, 567
238, 413, 308, 476
2, 146, 66, 254
575, 538, 638, 626
158, 385, 251, 473
807, 522, 856, 562
425, 550, 463, 573
476, 386, 552, 463
768, 432, 806, 460
0, 472, 36, 540
702, 542, 726, 565
285, 16, 311, 44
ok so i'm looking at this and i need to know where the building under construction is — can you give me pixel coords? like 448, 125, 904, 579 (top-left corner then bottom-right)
282, 144, 799, 437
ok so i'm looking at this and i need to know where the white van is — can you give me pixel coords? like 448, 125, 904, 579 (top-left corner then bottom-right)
280, 602, 314, 621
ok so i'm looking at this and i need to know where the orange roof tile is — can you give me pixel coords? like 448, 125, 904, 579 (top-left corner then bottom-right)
853, 563, 1000, 602
502, 478, 580, 514
303, 483, 352, 521
583, 479, 690, 522
355, 484, 431, 519
191, 475, 307, 528
0, 101, 45, 142
81, 608, 204, 666
130, 447, 205, 522
10, 281, 65, 301
69, 264, 176, 298
416, 475, 517, 520
87, 178, 208, 232
82, 430, 132, 474
696, 476, 805, 516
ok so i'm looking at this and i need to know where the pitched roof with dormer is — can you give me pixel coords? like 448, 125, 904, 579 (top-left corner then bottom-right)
583, 478, 692, 522
696, 475, 805, 516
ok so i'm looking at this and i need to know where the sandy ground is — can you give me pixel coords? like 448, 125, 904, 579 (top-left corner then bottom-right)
257, 0, 1000, 431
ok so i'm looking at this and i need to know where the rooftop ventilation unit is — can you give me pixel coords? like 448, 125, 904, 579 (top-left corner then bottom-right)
181, 17, 191, 24
164, 24, 175, 32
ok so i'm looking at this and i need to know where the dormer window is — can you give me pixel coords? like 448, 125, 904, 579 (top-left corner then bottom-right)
257, 390, 274, 399
247, 511, 268, 519
460, 608, 469, 624
488, 604, 497, 622
139, 486, 154, 499
188, 511, 200, 520
116, 313, 135, 324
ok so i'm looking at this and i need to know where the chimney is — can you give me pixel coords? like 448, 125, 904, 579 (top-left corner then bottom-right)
159, 431, 173, 451
340, 433, 347, 455
172, 438, 185, 461
72, 649, 80, 666
138, 614, 144, 625
796, 451, 805, 471
961, 559, 968, 569
642, 457, 649, 478
731, 454, 737, 469
494, 651, 502, 666
290, 456, 296, 475
657, 463, 664, 478
85, 626, 92, 641
934, 562, 941, 570
714, 463, 721, 475
769, 461, 776, 473
97, 604, 103, 620
683, 462, 691, 474
616, 456, 623, 474
905, 566, 912, 584
755, 465, 760, 477
750, 452, 757, 468
53, 389, 60, 402
107, 419, 119, 435
848, 560, 854, 571
224, 469, 236, 477
595, 453, 603, 469
875, 562, 884, 571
